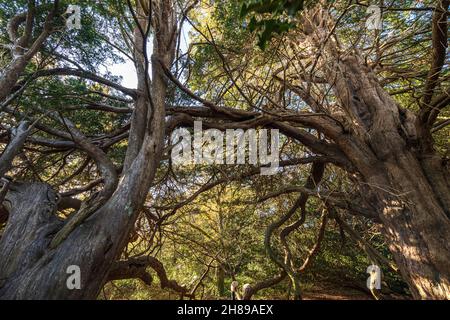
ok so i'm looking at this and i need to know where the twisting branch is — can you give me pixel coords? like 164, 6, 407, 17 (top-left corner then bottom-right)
421, 0, 449, 108
0, 121, 30, 177
330, 209, 398, 273
108, 256, 194, 298
49, 115, 118, 249
155, 157, 330, 219
0, 0, 60, 102
280, 162, 325, 271
298, 209, 328, 272
19, 68, 137, 98
264, 162, 325, 300
254, 185, 378, 220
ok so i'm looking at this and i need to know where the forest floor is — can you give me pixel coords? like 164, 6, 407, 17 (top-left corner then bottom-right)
263, 283, 374, 300
303, 287, 372, 300
301, 283, 410, 300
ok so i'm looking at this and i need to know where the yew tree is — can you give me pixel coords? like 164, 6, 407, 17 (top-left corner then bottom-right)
0, 0, 448, 300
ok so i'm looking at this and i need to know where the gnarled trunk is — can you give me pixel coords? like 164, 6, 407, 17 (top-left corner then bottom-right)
368, 152, 450, 299
0, 163, 158, 299
0, 0, 177, 299
318, 36, 450, 299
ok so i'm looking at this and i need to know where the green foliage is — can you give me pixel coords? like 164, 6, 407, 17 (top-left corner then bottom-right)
241, 0, 305, 17
1, 0, 437, 300
240, 0, 305, 49
247, 17, 295, 49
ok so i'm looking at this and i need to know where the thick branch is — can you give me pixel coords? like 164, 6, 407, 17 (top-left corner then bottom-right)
0, 121, 30, 177
108, 256, 193, 297
21, 68, 137, 98
421, 0, 449, 107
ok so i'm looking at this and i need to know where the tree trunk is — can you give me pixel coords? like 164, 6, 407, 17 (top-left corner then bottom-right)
316, 38, 450, 299
0, 175, 154, 299
216, 265, 225, 297
367, 152, 450, 299
0, 57, 28, 102
0, 0, 176, 299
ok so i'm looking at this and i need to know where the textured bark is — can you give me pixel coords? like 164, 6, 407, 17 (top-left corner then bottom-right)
0, 0, 176, 299
369, 156, 450, 299
0, 1, 448, 301
296, 5, 450, 298
0, 183, 62, 291
0, 153, 163, 299
0, 1, 58, 103
0, 121, 30, 177
329, 56, 450, 299
0, 57, 29, 103
216, 265, 225, 297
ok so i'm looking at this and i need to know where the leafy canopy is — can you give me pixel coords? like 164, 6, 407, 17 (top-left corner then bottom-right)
240, 0, 307, 49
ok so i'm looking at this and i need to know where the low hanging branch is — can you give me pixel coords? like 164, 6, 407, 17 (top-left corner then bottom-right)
0, 121, 30, 177
263, 161, 326, 300
107, 256, 194, 298
49, 115, 118, 249
330, 209, 398, 273
420, 0, 449, 109
0, 121, 30, 222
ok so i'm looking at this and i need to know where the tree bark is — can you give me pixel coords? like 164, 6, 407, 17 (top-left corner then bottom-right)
0, 0, 177, 299
216, 265, 225, 297
367, 153, 450, 299
297, 6, 450, 298
0, 1, 58, 104
0, 1, 448, 301
327, 55, 450, 299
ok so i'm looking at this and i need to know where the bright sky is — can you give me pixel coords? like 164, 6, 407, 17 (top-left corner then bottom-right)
109, 22, 192, 90
111, 59, 137, 89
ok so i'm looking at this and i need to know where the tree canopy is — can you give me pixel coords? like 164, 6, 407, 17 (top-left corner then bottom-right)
0, 0, 448, 300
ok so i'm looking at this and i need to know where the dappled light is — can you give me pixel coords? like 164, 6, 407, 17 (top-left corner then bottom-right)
0, 0, 449, 302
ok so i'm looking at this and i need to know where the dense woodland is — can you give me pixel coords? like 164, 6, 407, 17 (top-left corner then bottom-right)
0, 0, 449, 300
